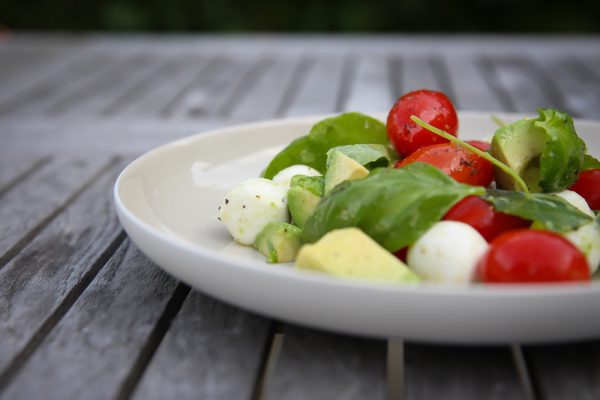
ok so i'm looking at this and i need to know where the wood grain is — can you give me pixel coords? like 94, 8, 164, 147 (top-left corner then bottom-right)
525, 342, 600, 400
0, 156, 112, 268
1, 241, 180, 400
132, 291, 272, 400
0, 35, 600, 400
282, 56, 346, 116
405, 344, 526, 400
230, 56, 302, 120
264, 326, 387, 400
345, 54, 394, 113
0, 160, 123, 379
0, 155, 49, 197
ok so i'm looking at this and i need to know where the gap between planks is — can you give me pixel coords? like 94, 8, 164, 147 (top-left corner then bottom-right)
115, 283, 192, 400
0, 156, 51, 199
251, 322, 286, 400
0, 156, 121, 270
0, 231, 127, 391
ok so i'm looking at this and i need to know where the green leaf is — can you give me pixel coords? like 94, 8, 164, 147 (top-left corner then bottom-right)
483, 190, 593, 232
262, 113, 388, 179
302, 163, 485, 251
583, 154, 600, 171
536, 109, 586, 192
326, 144, 396, 170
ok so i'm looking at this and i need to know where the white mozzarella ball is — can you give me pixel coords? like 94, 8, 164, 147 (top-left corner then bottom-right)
272, 165, 322, 190
554, 190, 599, 272
554, 190, 595, 217
218, 178, 289, 245
564, 222, 600, 273
408, 221, 488, 283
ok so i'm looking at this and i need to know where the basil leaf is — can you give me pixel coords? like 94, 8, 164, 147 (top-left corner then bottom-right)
483, 190, 592, 232
326, 144, 396, 170
262, 113, 388, 179
583, 154, 600, 171
303, 163, 485, 251
536, 109, 586, 192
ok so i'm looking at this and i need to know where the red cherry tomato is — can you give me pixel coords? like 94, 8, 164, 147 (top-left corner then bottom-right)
569, 169, 600, 210
466, 140, 491, 152
386, 90, 459, 157
478, 229, 590, 283
395, 143, 493, 186
394, 247, 408, 263
443, 196, 530, 242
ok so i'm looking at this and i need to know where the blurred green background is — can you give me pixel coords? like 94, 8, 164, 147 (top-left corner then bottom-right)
1, 0, 599, 32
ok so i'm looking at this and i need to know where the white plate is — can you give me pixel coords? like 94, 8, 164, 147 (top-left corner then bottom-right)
114, 112, 600, 344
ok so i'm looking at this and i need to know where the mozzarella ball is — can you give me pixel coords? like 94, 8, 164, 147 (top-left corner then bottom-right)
408, 221, 488, 283
272, 165, 322, 190
218, 178, 289, 245
554, 190, 595, 217
553, 190, 599, 272
564, 222, 600, 273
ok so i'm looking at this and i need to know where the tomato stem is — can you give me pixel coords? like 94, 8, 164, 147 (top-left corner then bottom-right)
410, 115, 530, 194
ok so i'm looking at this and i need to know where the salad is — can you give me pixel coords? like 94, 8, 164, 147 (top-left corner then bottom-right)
218, 89, 600, 285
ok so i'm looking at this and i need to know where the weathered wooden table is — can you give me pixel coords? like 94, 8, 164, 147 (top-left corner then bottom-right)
1, 34, 600, 400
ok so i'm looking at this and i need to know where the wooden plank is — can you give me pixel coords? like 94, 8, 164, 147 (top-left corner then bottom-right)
282, 56, 346, 116
404, 344, 526, 400
444, 55, 505, 111
401, 56, 448, 95
533, 55, 600, 119
0, 42, 94, 108
0, 49, 65, 91
167, 55, 263, 118
345, 54, 394, 113
132, 291, 272, 400
111, 55, 210, 117
577, 55, 600, 81
0, 119, 227, 156
525, 342, 600, 400
0, 156, 111, 268
0, 241, 182, 400
0, 161, 124, 380
64, 55, 165, 117
46, 54, 157, 116
264, 326, 387, 400
229, 56, 301, 120
0, 155, 49, 197
162, 57, 256, 118
480, 56, 565, 114
0, 52, 118, 117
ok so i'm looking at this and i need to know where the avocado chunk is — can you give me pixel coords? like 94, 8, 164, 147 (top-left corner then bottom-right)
328, 144, 395, 169
288, 187, 321, 228
254, 222, 303, 263
290, 174, 324, 197
324, 151, 369, 194
491, 119, 546, 192
296, 227, 420, 283
288, 175, 324, 228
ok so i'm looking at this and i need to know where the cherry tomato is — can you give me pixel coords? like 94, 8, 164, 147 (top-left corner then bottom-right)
569, 169, 600, 210
443, 196, 530, 242
478, 229, 590, 283
395, 143, 494, 186
394, 247, 408, 263
386, 90, 459, 157
466, 140, 491, 152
